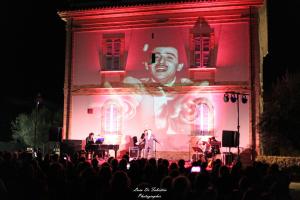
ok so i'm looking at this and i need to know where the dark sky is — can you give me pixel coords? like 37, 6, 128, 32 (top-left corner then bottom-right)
1, 1, 65, 140
264, 0, 300, 92
0, 0, 299, 141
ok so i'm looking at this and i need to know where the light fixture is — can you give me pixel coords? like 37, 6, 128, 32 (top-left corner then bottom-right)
230, 94, 237, 103
222, 91, 248, 160
224, 94, 229, 102
241, 95, 248, 104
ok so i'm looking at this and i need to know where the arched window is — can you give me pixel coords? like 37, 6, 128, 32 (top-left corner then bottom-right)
101, 101, 121, 134
193, 98, 214, 136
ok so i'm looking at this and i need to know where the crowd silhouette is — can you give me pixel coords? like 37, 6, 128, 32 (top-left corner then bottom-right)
0, 150, 292, 200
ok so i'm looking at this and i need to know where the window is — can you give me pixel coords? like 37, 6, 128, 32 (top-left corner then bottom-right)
192, 34, 211, 68
190, 19, 215, 68
193, 98, 214, 136
102, 34, 124, 71
101, 101, 122, 134
195, 103, 210, 135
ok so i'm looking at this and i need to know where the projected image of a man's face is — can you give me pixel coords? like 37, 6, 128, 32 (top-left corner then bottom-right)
148, 47, 183, 85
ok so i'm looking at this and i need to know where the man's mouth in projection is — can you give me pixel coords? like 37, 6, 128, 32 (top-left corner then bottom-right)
155, 65, 168, 72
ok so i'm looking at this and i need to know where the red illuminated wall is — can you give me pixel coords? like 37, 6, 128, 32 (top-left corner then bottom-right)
73, 24, 250, 85
59, 0, 266, 159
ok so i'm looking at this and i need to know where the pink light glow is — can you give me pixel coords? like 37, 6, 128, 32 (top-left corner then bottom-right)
70, 90, 250, 154
68, 11, 252, 155
200, 104, 204, 132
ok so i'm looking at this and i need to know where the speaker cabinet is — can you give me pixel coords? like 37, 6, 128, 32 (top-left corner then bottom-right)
60, 140, 83, 155
222, 130, 239, 147
223, 152, 234, 165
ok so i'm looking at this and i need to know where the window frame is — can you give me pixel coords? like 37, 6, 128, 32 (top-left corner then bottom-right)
102, 33, 125, 71
192, 98, 214, 136
101, 100, 122, 135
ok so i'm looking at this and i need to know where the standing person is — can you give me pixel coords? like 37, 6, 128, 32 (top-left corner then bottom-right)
138, 131, 146, 158
144, 129, 159, 159
85, 132, 95, 158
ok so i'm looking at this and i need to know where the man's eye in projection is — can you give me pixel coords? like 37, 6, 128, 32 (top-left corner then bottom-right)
166, 56, 175, 61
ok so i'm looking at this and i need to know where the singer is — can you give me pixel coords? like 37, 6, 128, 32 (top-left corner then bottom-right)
144, 129, 159, 159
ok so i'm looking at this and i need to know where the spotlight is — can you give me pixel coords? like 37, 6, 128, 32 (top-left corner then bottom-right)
223, 94, 229, 102
230, 94, 237, 103
241, 95, 248, 104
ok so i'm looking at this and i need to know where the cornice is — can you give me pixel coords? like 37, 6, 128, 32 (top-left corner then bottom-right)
70, 84, 250, 95
58, 0, 264, 20
62, 8, 253, 32
70, 13, 251, 32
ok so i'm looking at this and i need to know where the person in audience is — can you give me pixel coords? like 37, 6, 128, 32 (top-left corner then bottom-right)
0, 149, 294, 200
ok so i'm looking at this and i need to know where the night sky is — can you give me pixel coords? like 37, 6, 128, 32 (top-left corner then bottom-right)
1, 1, 65, 140
0, 0, 299, 141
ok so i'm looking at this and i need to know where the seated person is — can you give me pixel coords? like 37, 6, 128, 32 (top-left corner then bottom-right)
209, 136, 221, 155
197, 139, 211, 160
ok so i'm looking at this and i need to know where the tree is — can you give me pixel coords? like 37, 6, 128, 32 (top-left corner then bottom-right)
11, 107, 62, 148
260, 72, 300, 155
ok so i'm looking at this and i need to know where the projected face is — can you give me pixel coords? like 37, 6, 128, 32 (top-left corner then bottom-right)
147, 47, 183, 85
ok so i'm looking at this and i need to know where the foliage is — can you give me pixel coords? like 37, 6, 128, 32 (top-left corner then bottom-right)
11, 107, 62, 148
256, 155, 300, 181
256, 155, 300, 168
260, 72, 300, 155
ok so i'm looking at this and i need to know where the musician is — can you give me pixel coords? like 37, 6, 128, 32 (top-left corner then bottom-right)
85, 132, 95, 154
196, 138, 211, 161
209, 136, 221, 155
209, 136, 217, 144
138, 132, 146, 158
144, 129, 159, 159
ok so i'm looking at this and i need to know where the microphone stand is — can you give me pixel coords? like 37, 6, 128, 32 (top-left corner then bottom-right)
155, 140, 156, 159
153, 138, 159, 159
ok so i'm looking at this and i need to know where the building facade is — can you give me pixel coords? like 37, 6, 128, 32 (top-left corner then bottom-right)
58, 0, 267, 160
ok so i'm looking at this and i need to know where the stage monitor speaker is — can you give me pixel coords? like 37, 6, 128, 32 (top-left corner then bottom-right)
60, 140, 83, 155
49, 127, 62, 142
222, 130, 239, 147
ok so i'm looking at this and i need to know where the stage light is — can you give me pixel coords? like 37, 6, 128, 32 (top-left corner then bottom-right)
241, 95, 248, 104
222, 91, 248, 160
223, 94, 229, 102
230, 94, 237, 103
